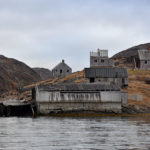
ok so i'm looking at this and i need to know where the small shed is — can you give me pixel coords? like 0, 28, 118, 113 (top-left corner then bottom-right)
84, 67, 128, 87
52, 59, 72, 78
137, 49, 150, 70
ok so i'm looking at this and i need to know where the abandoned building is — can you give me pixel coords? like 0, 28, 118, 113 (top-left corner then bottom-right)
90, 49, 114, 68
34, 83, 128, 114
133, 49, 150, 70
84, 67, 128, 87
52, 59, 72, 78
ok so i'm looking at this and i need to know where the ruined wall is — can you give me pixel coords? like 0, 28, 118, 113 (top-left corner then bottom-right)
37, 102, 122, 114
139, 60, 150, 70
128, 94, 142, 101
85, 77, 128, 87
36, 91, 101, 102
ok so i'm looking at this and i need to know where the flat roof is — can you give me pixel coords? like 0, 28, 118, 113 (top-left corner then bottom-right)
37, 83, 120, 92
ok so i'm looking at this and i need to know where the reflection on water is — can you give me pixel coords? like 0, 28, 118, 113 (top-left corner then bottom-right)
0, 116, 150, 150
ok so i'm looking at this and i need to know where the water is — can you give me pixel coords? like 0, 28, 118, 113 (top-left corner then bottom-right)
0, 116, 150, 150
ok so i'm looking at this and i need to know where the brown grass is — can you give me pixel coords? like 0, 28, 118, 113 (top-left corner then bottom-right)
126, 70, 150, 107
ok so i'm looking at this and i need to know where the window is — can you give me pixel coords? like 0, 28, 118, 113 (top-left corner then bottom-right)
94, 59, 97, 63
101, 59, 104, 63
90, 78, 95, 83
67, 70, 69, 72
145, 60, 148, 64
60, 69, 62, 73
56, 69, 57, 72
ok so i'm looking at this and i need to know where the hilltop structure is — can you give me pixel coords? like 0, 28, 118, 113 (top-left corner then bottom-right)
52, 59, 72, 78
133, 49, 150, 70
90, 49, 114, 68
112, 43, 150, 70
85, 49, 128, 88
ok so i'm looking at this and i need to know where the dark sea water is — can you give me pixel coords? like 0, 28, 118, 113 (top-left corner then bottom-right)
0, 116, 150, 150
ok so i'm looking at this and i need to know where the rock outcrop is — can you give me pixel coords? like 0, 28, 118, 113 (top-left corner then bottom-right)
0, 55, 41, 93
33, 67, 53, 80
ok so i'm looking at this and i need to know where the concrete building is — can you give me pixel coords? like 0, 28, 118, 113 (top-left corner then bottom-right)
84, 67, 128, 88
34, 83, 128, 115
133, 49, 150, 70
90, 49, 114, 68
52, 59, 72, 78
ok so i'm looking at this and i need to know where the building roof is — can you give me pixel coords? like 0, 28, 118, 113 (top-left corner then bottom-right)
138, 49, 150, 61
37, 83, 120, 92
84, 67, 128, 78
52, 59, 72, 71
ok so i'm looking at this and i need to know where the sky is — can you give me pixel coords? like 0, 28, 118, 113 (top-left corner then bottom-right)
0, 0, 150, 71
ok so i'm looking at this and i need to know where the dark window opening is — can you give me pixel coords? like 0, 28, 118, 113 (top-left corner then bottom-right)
56, 69, 57, 72
67, 70, 69, 72
60, 69, 62, 74
90, 78, 95, 83
101, 59, 104, 63
32, 88, 36, 100
122, 78, 125, 84
94, 59, 97, 63
145, 60, 148, 64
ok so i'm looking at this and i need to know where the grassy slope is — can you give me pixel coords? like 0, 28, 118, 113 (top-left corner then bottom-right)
125, 70, 150, 107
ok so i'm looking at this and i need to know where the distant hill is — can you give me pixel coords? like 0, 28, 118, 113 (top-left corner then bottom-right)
112, 43, 150, 68
33, 67, 53, 80
0, 55, 41, 93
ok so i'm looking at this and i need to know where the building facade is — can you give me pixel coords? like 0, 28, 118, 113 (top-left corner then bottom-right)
52, 59, 72, 78
136, 49, 150, 70
34, 84, 128, 114
84, 67, 128, 88
90, 49, 114, 68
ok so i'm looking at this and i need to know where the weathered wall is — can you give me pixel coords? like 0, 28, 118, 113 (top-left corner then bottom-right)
139, 60, 150, 70
36, 89, 127, 114
90, 56, 114, 68
85, 77, 128, 87
52, 62, 72, 78
36, 91, 101, 102
128, 94, 143, 101
37, 102, 122, 114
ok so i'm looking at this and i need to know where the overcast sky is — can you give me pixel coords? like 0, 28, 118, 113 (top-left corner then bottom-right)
0, 0, 150, 71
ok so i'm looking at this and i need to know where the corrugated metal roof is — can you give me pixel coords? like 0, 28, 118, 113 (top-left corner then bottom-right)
38, 83, 120, 91
84, 67, 128, 78
138, 49, 150, 60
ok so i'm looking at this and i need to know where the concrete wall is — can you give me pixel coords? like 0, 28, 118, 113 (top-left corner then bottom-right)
90, 50, 108, 57
128, 94, 143, 101
85, 77, 128, 87
36, 88, 127, 114
37, 102, 122, 114
90, 56, 114, 68
139, 60, 150, 70
36, 91, 101, 102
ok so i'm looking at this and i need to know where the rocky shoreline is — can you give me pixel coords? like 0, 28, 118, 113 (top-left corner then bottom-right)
0, 102, 150, 117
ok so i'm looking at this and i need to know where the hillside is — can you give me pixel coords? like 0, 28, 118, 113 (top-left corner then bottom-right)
0, 55, 41, 94
33, 67, 53, 80
112, 43, 150, 68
